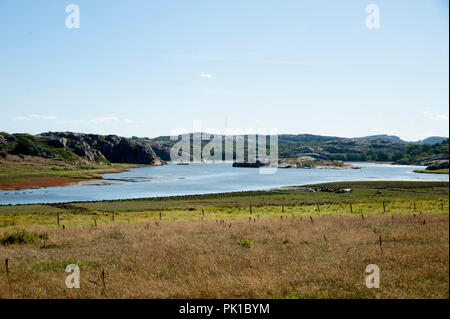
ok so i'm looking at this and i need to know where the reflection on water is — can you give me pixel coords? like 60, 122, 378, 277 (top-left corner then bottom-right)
0, 162, 448, 205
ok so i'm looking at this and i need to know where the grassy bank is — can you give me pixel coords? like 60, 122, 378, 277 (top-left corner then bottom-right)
413, 169, 449, 174
0, 181, 448, 298
0, 154, 140, 190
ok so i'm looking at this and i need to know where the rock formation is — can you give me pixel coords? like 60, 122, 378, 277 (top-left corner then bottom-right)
37, 132, 169, 165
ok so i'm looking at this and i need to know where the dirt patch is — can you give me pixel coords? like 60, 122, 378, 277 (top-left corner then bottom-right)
0, 177, 91, 190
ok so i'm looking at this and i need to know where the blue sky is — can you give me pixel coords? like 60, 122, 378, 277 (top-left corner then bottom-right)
0, 0, 448, 141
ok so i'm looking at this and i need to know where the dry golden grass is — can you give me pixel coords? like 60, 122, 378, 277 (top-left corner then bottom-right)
0, 212, 448, 299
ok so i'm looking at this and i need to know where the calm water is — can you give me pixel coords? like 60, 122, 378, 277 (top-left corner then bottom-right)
1, 162, 448, 205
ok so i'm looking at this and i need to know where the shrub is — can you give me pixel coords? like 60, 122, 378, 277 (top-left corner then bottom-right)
0, 229, 40, 246
11, 135, 38, 156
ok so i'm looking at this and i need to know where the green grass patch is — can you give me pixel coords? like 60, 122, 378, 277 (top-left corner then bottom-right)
238, 239, 253, 248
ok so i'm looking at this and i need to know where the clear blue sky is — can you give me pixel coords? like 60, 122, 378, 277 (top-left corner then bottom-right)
0, 0, 448, 141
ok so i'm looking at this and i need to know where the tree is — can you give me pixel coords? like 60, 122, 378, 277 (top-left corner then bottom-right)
376, 151, 390, 162
391, 151, 404, 162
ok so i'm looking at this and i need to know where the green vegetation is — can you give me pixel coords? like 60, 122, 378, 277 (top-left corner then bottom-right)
404, 140, 449, 161
1, 133, 79, 161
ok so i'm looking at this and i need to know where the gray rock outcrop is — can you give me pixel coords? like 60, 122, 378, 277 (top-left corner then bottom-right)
37, 132, 169, 165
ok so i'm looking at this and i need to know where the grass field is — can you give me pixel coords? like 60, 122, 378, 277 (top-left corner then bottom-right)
0, 181, 448, 298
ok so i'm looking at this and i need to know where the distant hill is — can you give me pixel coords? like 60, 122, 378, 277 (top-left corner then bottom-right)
359, 135, 405, 143
152, 133, 449, 163
414, 136, 449, 145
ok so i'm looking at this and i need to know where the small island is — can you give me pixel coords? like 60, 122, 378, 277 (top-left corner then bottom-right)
413, 161, 449, 174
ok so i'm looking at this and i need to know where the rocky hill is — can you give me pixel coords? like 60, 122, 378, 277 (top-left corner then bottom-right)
0, 132, 170, 166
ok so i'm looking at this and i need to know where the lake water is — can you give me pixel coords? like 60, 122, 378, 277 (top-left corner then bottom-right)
0, 162, 448, 205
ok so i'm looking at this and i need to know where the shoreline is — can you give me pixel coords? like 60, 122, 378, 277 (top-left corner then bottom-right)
1, 180, 448, 207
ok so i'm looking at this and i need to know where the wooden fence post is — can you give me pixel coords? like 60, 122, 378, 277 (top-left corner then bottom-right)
101, 269, 106, 293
